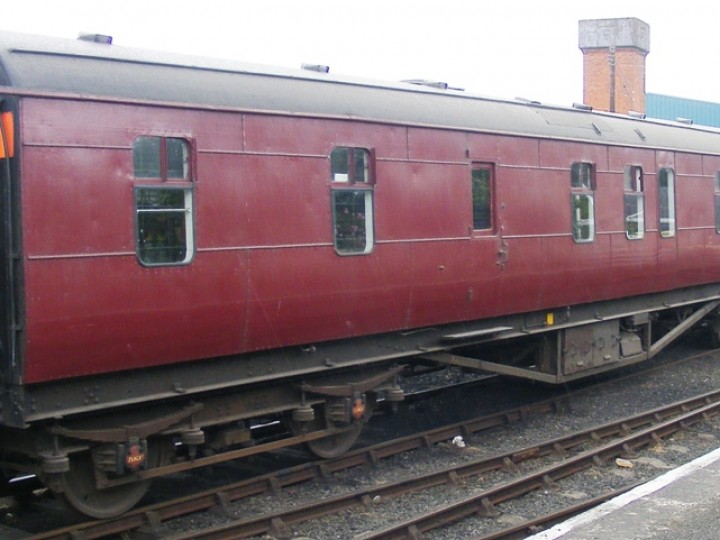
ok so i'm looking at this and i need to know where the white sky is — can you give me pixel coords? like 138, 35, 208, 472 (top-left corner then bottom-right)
2, 1, 718, 106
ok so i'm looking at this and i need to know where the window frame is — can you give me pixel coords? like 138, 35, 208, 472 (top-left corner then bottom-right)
658, 167, 676, 238
623, 165, 645, 240
471, 163, 494, 233
133, 136, 192, 181
330, 147, 374, 184
330, 146, 375, 256
571, 162, 594, 190
135, 186, 195, 266
570, 162, 596, 243
133, 135, 195, 267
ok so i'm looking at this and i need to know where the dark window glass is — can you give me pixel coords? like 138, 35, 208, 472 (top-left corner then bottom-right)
134, 136, 191, 180
354, 149, 370, 182
571, 162, 594, 189
571, 163, 595, 242
329, 147, 374, 255
624, 166, 645, 240
472, 167, 492, 230
658, 168, 676, 238
333, 190, 373, 254
133, 136, 194, 266
133, 137, 161, 178
330, 147, 349, 182
167, 138, 190, 179
136, 188, 193, 265
330, 147, 371, 183
572, 194, 595, 242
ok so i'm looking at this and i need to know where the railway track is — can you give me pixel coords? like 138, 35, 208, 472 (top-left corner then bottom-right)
21, 361, 720, 540
134, 389, 720, 539
465, 484, 642, 540
356, 397, 720, 540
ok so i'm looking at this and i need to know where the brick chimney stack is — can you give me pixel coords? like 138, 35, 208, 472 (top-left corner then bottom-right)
579, 18, 650, 114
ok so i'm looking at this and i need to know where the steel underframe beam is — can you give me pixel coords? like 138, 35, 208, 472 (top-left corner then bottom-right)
422, 298, 720, 384
7, 283, 720, 427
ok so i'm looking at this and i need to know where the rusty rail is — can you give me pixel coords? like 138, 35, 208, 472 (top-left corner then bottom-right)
472, 482, 642, 540
355, 398, 720, 540
164, 391, 720, 540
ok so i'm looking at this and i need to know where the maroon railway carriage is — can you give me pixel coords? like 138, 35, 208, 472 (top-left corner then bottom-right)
1, 30, 720, 517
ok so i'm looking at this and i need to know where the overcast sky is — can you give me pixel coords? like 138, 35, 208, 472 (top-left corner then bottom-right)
3, 1, 718, 106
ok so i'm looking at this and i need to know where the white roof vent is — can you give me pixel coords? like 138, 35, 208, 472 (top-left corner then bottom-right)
77, 33, 113, 44
301, 64, 329, 73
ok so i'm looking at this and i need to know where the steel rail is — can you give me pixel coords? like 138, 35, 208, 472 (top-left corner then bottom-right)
471, 482, 642, 540
160, 390, 720, 540
355, 398, 720, 540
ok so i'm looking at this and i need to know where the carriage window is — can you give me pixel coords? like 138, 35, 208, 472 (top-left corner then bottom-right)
133, 137, 161, 178
624, 166, 645, 239
331, 147, 374, 254
658, 168, 676, 238
133, 136, 194, 266
133, 136, 190, 180
331, 147, 371, 183
472, 165, 493, 231
571, 162, 594, 189
571, 162, 595, 242
135, 188, 194, 265
167, 138, 191, 179
333, 190, 374, 254
715, 172, 720, 234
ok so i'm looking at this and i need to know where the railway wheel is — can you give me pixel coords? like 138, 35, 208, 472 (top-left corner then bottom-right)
59, 452, 150, 518
306, 420, 365, 459
294, 395, 376, 459
58, 439, 171, 518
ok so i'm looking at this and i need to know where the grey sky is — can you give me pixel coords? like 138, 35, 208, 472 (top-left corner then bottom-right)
3, 1, 718, 106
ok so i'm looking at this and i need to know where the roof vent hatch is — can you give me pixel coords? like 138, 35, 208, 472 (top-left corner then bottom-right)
77, 33, 113, 45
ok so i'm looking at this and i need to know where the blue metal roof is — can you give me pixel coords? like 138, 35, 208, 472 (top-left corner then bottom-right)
647, 93, 720, 127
